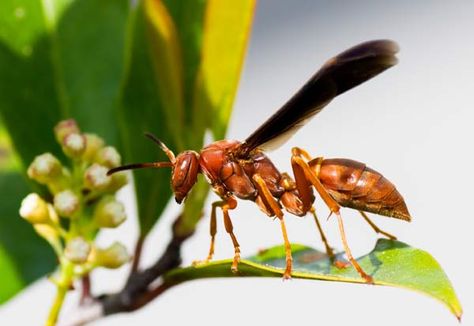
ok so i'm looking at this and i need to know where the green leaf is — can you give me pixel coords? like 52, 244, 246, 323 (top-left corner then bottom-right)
172, 0, 257, 237
164, 239, 462, 320
0, 173, 55, 304
143, 0, 185, 151
0, 0, 129, 167
116, 3, 175, 235
54, 0, 130, 144
162, 0, 206, 142
0, 245, 23, 303
194, 0, 256, 141
0, 117, 20, 171
0, 0, 64, 166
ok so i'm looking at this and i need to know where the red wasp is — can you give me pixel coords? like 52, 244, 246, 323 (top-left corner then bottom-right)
108, 40, 410, 283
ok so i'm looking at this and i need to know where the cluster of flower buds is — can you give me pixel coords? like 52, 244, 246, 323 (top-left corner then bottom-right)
19, 119, 131, 274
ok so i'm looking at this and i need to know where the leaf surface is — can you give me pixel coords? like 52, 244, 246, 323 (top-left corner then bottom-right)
0, 173, 55, 304
0, 0, 129, 167
193, 0, 256, 142
115, 2, 176, 235
164, 239, 462, 320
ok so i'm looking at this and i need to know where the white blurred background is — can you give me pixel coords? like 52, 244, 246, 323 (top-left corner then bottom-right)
2, 0, 473, 325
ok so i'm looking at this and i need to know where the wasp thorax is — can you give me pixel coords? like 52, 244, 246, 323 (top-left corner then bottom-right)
172, 151, 200, 204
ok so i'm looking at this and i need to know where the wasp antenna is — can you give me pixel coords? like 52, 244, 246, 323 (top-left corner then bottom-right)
107, 161, 173, 176
144, 132, 176, 163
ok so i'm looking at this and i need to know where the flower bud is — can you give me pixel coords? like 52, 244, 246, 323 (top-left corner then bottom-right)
19, 193, 50, 224
95, 146, 121, 168
106, 172, 128, 193
82, 133, 104, 162
62, 133, 86, 158
54, 119, 80, 143
34, 224, 61, 255
54, 190, 80, 218
65, 237, 91, 264
84, 164, 110, 190
27, 153, 62, 184
92, 242, 130, 269
93, 196, 126, 228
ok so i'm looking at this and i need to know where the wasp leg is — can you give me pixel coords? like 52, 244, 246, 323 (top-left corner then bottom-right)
253, 174, 293, 279
310, 207, 335, 259
221, 197, 241, 273
292, 153, 373, 283
205, 201, 220, 263
207, 202, 219, 262
336, 212, 373, 283
359, 211, 397, 240
193, 201, 220, 266
289, 148, 338, 262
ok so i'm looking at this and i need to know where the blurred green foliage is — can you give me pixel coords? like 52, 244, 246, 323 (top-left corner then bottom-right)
0, 0, 255, 304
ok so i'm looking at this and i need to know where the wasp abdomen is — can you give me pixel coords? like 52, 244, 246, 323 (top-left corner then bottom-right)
318, 158, 411, 221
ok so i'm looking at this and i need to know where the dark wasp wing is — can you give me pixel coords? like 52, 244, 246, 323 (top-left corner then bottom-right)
237, 40, 399, 157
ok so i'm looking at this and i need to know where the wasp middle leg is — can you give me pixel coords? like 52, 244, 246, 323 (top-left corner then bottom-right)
253, 174, 293, 279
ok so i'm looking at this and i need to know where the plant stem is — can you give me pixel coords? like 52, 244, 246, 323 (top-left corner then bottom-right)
45, 260, 74, 326
130, 236, 145, 274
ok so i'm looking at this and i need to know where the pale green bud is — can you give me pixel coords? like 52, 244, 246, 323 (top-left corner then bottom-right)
19, 193, 50, 224
92, 242, 130, 269
93, 196, 126, 228
54, 119, 80, 143
84, 164, 111, 190
27, 153, 62, 184
65, 237, 91, 264
82, 133, 105, 162
34, 224, 61, 255
106, 172, 128, 193
95, 146, 121, 168
54, 190, 80, 218
62, 133, 86, 158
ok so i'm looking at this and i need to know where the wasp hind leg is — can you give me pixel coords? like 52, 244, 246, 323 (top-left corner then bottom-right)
309, 207, 335, 259
359, 211, 397, 240
291, 149, 373, 284
309, 207, 352, 268
289, 148, 345, 268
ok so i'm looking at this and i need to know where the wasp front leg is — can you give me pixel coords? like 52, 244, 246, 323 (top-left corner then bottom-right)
221, 197, 241, 273
194, 198, 241, 273
193, 201, 220, 266
291, 148, 373, 284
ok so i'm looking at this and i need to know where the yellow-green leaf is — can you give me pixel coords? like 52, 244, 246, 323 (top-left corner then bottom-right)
164, 239, 463, 320
144, 0, 185, 151
193, 0, 256, 142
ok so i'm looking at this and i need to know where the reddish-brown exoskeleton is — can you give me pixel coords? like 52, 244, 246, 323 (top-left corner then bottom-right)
108, 40, 410, 283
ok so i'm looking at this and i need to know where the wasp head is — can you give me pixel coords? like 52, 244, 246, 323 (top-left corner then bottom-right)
171, 151, 200, 204
106, 133, 200, 204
